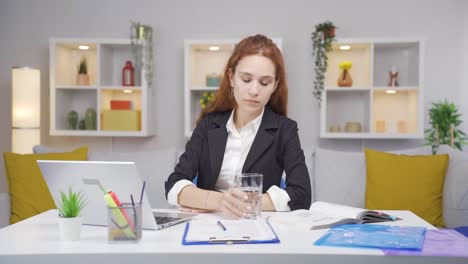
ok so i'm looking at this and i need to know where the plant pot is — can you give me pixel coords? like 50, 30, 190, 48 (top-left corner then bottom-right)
76, 74, 90, 86
337, 69, 353, 87
58, 216, 82, 241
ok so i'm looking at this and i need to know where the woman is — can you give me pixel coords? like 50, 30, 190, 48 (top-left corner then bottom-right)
165, 34, 311, 218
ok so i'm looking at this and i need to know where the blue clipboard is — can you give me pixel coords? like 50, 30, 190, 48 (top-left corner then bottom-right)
182, 219, 280, 245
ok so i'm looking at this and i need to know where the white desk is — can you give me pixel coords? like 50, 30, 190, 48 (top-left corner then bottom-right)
0, 209, 466, 264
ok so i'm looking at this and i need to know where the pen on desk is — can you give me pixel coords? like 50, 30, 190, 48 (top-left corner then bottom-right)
139, 181, 146, 204
217, 220, 227, 231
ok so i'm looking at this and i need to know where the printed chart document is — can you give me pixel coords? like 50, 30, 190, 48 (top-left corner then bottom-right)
270, 201, 401, 230
182, 219, 279, 245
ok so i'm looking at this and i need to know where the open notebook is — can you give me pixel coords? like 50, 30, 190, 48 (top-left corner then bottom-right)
182, 219, 279, 245
270, 201, 401, 230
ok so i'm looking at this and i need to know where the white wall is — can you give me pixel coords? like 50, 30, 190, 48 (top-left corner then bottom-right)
0, 0, 467, 194
462, 0, 468, 135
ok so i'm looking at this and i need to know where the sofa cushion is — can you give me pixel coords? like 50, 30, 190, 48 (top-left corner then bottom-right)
3, 147, 88, 224
364, 148, 449, 227
89, 148, 177, 209
437, 146, 468, 228
314, 148, 366, 208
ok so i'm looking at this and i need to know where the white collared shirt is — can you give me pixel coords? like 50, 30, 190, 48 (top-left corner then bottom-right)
167, 108, 291, 211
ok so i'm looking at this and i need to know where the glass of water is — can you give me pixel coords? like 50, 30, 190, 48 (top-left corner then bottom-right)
234, 173, 263, 219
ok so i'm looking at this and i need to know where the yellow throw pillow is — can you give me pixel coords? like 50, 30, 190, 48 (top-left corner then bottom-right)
364, 148, 449, 227
3, 147, 88, 224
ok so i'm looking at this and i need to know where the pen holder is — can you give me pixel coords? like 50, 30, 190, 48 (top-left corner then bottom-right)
107, 202, 142, 243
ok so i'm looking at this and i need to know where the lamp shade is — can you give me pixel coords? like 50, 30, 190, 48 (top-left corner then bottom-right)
11, 67, 40, 154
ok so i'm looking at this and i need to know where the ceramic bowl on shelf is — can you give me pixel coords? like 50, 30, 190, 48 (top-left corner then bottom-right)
345, 122, 362, 133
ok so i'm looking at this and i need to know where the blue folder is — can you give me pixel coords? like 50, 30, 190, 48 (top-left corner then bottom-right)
314, 224, 426, 250
182, 219, 280, 245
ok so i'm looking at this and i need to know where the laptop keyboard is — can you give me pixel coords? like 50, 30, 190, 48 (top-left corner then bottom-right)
155, 216, 178, 224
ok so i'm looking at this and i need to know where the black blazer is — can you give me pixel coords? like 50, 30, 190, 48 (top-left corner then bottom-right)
165, 106, 311, 210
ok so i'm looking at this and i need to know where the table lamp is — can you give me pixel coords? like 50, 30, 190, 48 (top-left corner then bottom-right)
11, 67, 40, 154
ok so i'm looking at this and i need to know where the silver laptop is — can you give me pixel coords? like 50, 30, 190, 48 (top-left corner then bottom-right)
37, 160, 195, 230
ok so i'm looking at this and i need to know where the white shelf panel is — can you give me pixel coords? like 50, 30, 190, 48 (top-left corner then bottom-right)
56, 86, 98, 90
373, 86, 419, 91
325, 87, 371, 91
321, 132, 423, 139
190, 86, 219, 91
99, 86, 142, 90
50, 130, 150, 137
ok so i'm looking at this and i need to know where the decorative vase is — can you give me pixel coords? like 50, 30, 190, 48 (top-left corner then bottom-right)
337, 69, 353, 87
67, 110, 79, 130
388, 71, 399, 87
76, 74, 90, 86
85, 108, 96, 130
58, 216, 82, 241
79, 120, 86, 130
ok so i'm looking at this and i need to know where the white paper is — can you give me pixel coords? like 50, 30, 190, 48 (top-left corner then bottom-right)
185, 219, 276, 242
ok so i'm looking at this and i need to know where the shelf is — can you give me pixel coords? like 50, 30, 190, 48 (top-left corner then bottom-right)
56, 86, 98, 90
324, 90, 370, 134
320, 39, 423, 139
54, 42, 98, 87
373, 42, 420, 87
321, 132, 422, 139
326, 43, 372, 87
325, 87, 371, 91
373, 86, 418, 91
50, 130, 149, 137
191, 86, 219, 91
100, 43, 142, 87
50, 38, 154, 137
372, 89, 420, 135
54, 89, 97, 131
189, 44, 233, 88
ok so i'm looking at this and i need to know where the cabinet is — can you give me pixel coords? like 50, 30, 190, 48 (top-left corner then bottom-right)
184, 38, 282, 137
49, 38, 155, 137
320, 39, 424, 139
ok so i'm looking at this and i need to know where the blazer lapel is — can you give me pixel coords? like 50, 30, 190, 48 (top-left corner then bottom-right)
242, 107, 278, 172
207, 112, 230, 182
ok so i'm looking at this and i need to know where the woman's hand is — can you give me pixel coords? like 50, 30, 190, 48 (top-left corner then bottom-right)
179, 206, 214, 214
218, 189, 255, 219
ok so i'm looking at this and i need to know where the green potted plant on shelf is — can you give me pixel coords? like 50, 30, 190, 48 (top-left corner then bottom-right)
76, 56, 90, 86
199, 92, 215, 109
311, 21, 337, 103
425, 100, 468, 154
57, 188, 87, 241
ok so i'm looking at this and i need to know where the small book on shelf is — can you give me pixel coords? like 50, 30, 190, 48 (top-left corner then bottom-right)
271, 201, 401, 230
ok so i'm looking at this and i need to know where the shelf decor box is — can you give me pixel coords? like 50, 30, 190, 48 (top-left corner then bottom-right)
102, 110, 141, 131
110, 100, 132, 110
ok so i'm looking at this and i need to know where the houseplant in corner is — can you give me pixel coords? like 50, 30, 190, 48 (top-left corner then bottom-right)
57, 188, 87, 241
311, 21, 337, 103
425, 100, 468, 154
76, 56, 90, 85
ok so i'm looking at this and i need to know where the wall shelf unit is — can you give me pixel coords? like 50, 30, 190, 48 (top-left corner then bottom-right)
320, 38, 424, 139
184, 38, 282, 137
49, 38, 155, 137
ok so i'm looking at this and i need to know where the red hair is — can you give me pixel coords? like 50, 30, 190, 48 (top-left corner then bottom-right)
197, 34, 288, 124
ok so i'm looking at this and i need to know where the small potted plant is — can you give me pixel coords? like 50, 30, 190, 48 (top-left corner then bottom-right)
57, 188, 87, 241
76, 56, 90, 85
425, 100, 468, 154
311, 21, 337, 103
199, 92, 215, 109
